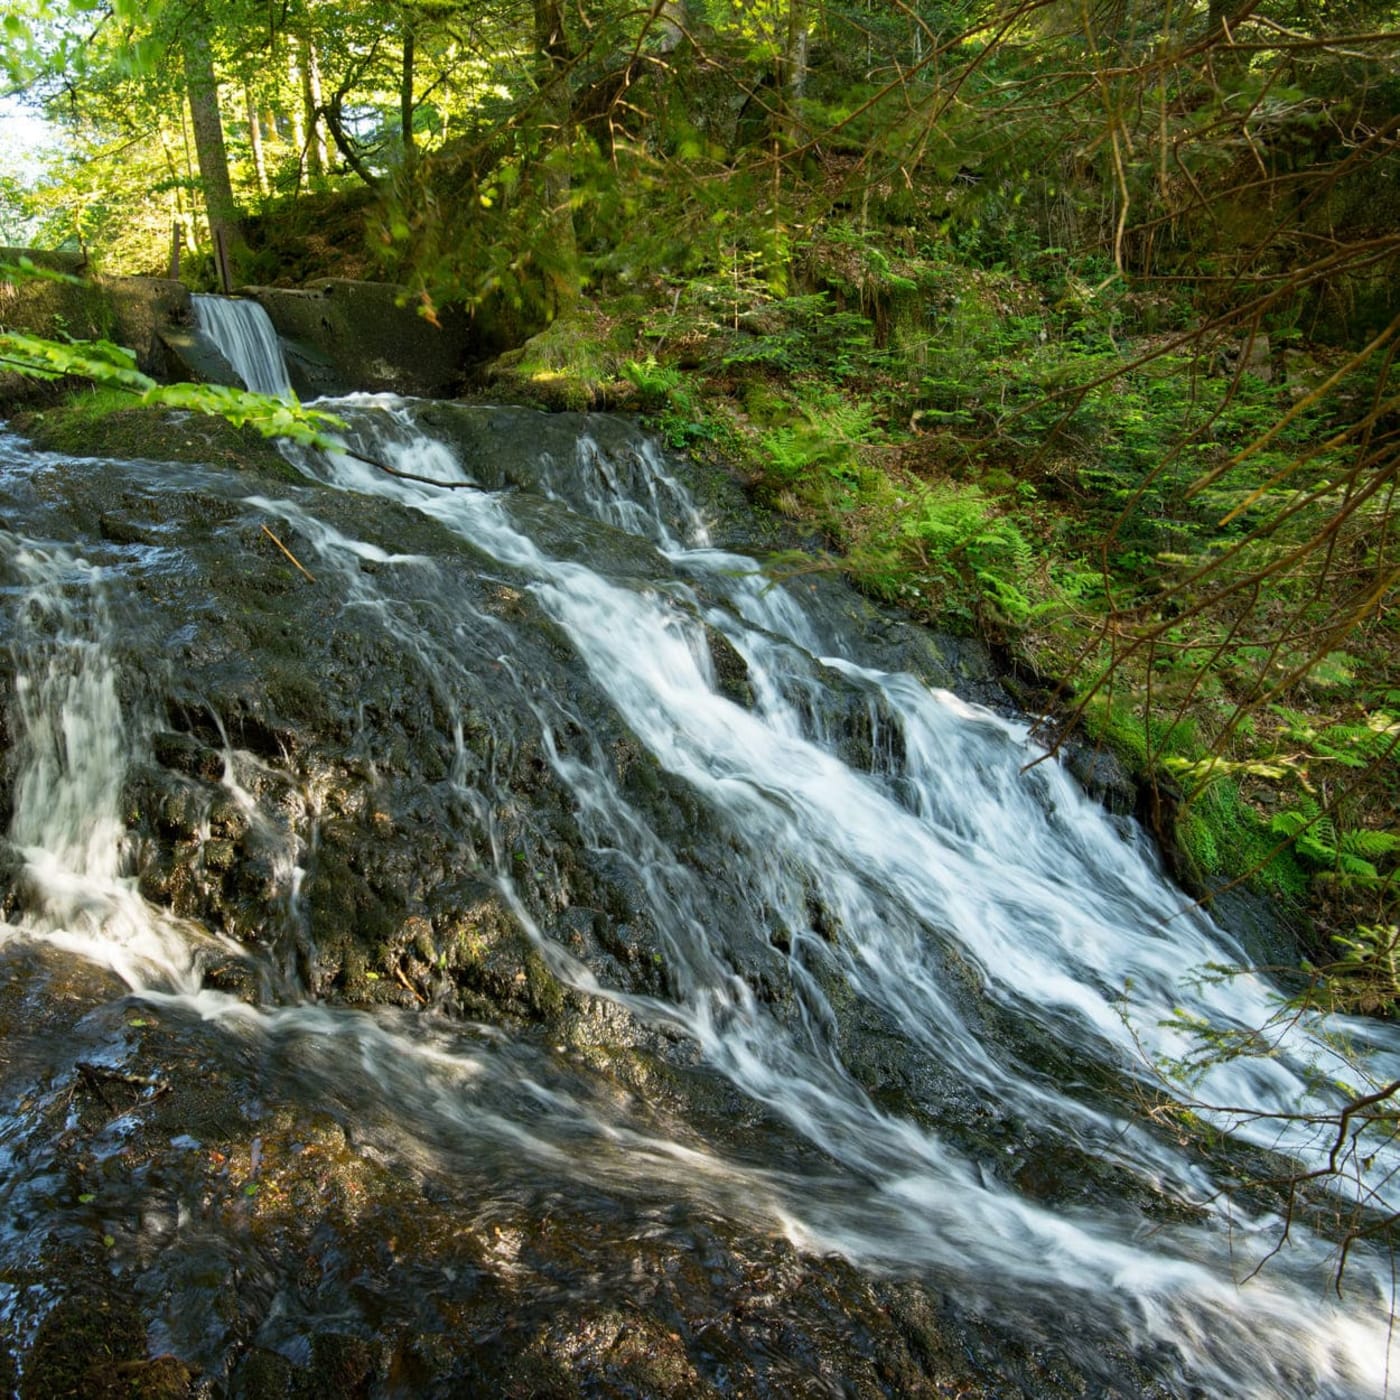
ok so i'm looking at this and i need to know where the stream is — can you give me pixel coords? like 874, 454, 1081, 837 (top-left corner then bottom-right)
0, 304, 1397, 1396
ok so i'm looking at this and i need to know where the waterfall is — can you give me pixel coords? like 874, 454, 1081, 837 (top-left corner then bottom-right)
1, 409, 1397, 1397
286, 402, 1400, 1394
191, 293, 292, 397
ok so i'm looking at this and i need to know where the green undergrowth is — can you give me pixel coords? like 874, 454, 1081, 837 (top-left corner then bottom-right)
488, 305, 637, 412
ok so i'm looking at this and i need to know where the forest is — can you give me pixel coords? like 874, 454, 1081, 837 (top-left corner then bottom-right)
2, 0, 1400, 1275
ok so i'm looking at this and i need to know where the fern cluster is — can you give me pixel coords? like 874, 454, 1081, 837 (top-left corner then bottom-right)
1270, 798, 1400, 884
759, 400, 876, 488
1272, 706, 1400, 772
1328, 923, 1400, 1017
901, 484, 1037, 625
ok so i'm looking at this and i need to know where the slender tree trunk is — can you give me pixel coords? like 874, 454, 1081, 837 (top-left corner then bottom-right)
182, 5, 243, 291
762, 0, 807, 291
780, 0, 808, 147
288, 53, 307, 180
300, 37, 328, 177
534, 0, 578, 311
400, 13, 417, 175
245, 88, 269, 195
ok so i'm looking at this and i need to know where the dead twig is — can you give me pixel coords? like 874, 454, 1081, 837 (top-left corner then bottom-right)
75, 1060, 170, 1111
260, 524, 317, 582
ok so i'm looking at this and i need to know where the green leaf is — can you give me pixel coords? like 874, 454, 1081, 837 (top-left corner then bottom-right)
0, 332, 153, 390
140, 383, 346, 450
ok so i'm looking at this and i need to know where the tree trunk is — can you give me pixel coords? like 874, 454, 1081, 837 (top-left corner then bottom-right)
301, 37, 328, 177
534, 0, 578, 311
323, 99, 382, 188
779, 0, 808, 148
245, 88, 269, 195
289, 54, 307, 178
182, 6, 243, 291
659, 0, 685, 52
400, 13, 417, 175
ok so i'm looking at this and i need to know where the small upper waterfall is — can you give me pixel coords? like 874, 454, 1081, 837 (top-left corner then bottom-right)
192, 293, 292, 397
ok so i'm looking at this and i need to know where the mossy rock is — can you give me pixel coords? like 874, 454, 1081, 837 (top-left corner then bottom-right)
1176, 779, 1309, 901
21, 1292, 193, 1400
481, 304, 631, 412
12, 394, 300, 480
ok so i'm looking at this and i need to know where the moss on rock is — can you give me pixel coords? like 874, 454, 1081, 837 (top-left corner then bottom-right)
481, 304, 633, 412
12, 392, 301, 480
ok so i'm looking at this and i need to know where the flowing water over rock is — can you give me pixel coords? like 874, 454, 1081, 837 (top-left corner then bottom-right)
0, 397, 1397, 1397
190, 295, 293, 398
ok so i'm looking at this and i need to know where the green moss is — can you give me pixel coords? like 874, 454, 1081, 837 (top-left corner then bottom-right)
1086, 696, 1201, 773
1179, 781, 1309, 900
15, 390, 301, 480
1073, 696, 1312, 902
741, 381, 792, 426
487, 304, 623, 411
0, 271, 118, 346
45, 384, 133, 424
523, 945, 565, 1019
20, 1293, 193, 1400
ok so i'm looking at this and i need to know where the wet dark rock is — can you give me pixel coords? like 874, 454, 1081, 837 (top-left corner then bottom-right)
823, 667, 909, 776
0, 417, 1222, 1398
99, 511, 164, 548
398, 401, 784, 554
20, 1293, 192, 1400
0, 942, 1011, 1400
12, 403, 297, 479
705, 626, 754, 708
157, 325, 242, 390
151, 730, 225, 782
1063, 738, 1139, 816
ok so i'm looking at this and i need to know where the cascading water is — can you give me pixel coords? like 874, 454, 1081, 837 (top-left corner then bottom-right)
191, 293, 292, 397
1, 397, 1397, 1396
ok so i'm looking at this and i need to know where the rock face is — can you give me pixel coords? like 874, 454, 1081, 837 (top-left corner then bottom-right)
241, 279, 473, 398
0, 411, 1173, 1398
0, 410, 1307, 1398
6, 930, 1081, 1399
0, 420, 1015, 1398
